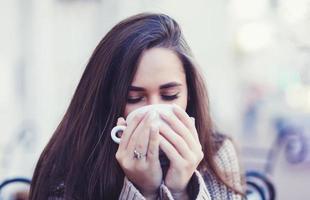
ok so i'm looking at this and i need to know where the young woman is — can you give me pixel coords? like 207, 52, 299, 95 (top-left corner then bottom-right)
29, 13, 244, 200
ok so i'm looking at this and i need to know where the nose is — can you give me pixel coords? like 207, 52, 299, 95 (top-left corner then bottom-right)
147, 95, 165, 105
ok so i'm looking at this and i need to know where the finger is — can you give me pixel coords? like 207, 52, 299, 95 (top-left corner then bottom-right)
172, 104, 199, 142
159, 111, 196, 149
118, 112, 146, 151
115, 117, 127, 139
117, 117, 127, 126
126, 111, 157, 156
159, 135, 183, 165
159, 123, 191, 159
146, 125, 160, 163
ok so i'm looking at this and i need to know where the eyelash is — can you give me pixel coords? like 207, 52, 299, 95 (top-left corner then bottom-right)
162, 94, 179, 100
127, 93, 180, 104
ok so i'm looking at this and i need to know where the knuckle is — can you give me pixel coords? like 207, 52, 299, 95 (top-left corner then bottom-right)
185, 153, 200, 168
199, 151, 204, 160
120, 118, 126, 125
184, 161, 195, 170
116, 118, 122, 126
196, 149, 204, 161
115, 151, 122, 161
136, 143, 144, 151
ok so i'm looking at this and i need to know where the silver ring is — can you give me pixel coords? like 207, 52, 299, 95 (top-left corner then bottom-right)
134, 149, 146, 159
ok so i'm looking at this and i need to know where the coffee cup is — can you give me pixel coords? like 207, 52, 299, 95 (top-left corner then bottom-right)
111, 104, 176, 144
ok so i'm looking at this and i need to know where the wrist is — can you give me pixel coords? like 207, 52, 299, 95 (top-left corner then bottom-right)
171, 190, 189, 200
141, 189, 158, 200
142, 192, 158, 200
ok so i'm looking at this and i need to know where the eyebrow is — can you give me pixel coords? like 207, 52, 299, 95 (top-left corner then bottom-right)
129, 82, 182, 91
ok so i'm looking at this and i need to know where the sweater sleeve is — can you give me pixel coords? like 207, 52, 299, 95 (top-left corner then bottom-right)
159, 170, 211, 200
160, 138, 244, 200
119, 177, 148, 200
118, 176, 210, 200
46, 178, 152, 200
203, 138, 244, 199
48, 139, 243, 200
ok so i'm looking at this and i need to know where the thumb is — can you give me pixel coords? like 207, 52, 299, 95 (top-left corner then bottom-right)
117, 117, 127, 126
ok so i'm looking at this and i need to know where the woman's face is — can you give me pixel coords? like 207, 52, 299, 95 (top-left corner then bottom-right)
124, 47, 188, 116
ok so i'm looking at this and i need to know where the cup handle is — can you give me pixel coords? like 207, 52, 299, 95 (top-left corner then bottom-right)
111, 125, 126, 144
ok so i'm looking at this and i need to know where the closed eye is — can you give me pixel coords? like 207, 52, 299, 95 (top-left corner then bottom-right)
161, 93, 180, 101
127, 91, 180, 104
127, 96, 144, 104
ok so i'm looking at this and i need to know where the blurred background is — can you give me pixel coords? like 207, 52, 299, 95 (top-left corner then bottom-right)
1, 0, 310, 199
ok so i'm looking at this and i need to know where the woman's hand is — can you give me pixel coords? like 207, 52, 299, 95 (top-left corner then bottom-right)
159, 105, 204, 198
115, 111, 163, 199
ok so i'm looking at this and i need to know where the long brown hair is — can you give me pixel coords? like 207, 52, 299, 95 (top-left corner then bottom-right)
29, 13, 240, 199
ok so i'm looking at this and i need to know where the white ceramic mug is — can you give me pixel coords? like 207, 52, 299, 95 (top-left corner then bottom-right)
111, 104, 177, 144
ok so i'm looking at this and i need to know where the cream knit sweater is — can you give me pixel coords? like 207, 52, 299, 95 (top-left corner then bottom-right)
119, 139, 244, 200
47, 138, 243, 200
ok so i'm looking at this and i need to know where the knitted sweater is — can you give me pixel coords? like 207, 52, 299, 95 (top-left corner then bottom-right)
47, 138, 243, 200
119, 138, 243, 200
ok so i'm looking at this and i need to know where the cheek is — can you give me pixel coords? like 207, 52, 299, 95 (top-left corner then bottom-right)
179, 80, 188, 110
124, 104, 139, 117
124, 105, 131, 117
180, 93, 188, 110
174, 90, 188, 110
180, 86, 188, 109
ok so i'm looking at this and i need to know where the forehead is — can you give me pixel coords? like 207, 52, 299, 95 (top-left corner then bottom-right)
131, 47, 185, 86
